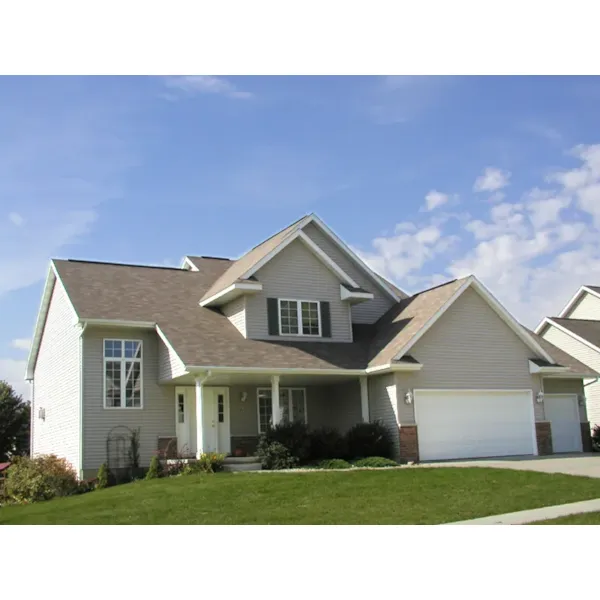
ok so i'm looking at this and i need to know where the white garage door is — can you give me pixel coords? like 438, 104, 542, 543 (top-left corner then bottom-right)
544, 395, 582, 453
415, 390, 536, 461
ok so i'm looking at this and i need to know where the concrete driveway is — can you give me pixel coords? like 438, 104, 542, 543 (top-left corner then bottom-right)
422, 453, 600, 478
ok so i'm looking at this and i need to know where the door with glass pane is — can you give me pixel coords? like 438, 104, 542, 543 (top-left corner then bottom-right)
175, 387, 192, 455
203, 387, 231, 454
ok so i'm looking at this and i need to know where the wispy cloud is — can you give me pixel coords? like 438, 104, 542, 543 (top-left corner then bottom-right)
11, 338, 31, 351
520, 121, 563, 143
421, 189, 459, 212
473, 167, 511, 193
8, 212, 24, 226
163, 76, 254, 100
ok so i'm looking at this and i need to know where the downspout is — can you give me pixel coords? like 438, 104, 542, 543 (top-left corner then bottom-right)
29, 379, 34, 458
78, 322, 88, 479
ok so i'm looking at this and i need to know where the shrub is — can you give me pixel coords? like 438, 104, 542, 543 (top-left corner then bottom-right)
146, 455, 162, 480
345, 421, 393, 460
592, 425, 600, 452
5, 455, 78, 503
308, 427, 348, 461
76, 478, 97, 494
353, 456, 398, 468
97, 463, 109, 489
260, 421, 312, 464
186, 453, 226, 474
317, 458, 352, 470
257, 440, 299, 470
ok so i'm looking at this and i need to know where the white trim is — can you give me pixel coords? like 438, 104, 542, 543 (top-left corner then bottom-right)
80, 318, 156, 329
340, 285, 375, 303
155, 325, 187, 374
541, 317, 600, 355
365, 362, 423, 374
558, 286, 600, 318
360, 376, 369, 422
277, 298, 322, 337
186, 365, 365, 376
392, 276, 555, 364
181, 257, 199, 271
305, 214, 405, 301
413, 388, 538, 458
241, 227, 359, 288
528, 360, 570, 375
78, 322, 87, 479
199, 281, 263, 307
102, 339, 144, 410
257, 386, 307, 434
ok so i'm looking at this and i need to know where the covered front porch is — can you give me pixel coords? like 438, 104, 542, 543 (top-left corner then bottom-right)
164, 370, 371, 458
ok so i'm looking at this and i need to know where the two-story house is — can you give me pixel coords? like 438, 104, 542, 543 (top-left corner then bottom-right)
27, 214, 596, 478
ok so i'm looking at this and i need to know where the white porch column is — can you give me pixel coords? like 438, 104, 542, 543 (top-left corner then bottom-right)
360, 376, 369, 423
195, 375, 207, 458
271, 375, 281, 427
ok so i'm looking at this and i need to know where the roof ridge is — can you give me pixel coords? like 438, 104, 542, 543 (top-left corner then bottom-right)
62, 259, 186, 271
409, 276, 462, 298
243, 214, 310, 254
551, 316, 600, 323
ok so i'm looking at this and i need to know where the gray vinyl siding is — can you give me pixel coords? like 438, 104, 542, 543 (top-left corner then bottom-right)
82, 326, 175, 471
302, 221, 396, 324
543, 378, 588, 422
394, 287, 543, 424
245, 239, 352, 342
158, 336, 187, 381
32, 280, 81, 474
368, 374, 400, 459
222, 296, 247, 338
327, 380, 363, 433
541, 325, 600, 426
567, 292, 600, 319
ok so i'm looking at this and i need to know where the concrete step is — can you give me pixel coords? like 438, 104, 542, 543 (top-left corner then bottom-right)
224, 456, 260, 464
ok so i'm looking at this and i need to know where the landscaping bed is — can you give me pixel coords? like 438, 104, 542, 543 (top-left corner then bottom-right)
3, 467, 600, 525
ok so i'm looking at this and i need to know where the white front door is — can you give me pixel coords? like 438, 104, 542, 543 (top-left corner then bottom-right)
415, 389, 536, 461
544, 394, 582, 453
203, 387, 231, 455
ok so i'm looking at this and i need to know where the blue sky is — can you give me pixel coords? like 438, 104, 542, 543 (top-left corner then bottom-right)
3, 75, 600, 396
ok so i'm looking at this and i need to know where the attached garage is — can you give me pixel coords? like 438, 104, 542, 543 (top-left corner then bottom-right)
544, 394, 582, 453
414, 389, 537, 461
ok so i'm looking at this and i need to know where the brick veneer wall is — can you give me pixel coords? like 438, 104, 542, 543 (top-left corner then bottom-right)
399, 425, 419, 463
535, 422, 553, 455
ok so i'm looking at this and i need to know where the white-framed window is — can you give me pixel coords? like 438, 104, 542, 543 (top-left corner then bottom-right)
104, 339, 143, 408
278, 299, 321, 336
257, 387, 307, 434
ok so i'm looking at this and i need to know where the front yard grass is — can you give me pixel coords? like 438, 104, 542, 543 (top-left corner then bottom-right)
2, 467, 600, 525
531, 511, 600, 525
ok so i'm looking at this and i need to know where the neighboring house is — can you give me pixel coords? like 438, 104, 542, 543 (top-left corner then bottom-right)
536, 285, 600, 436
26, 214, 596, 478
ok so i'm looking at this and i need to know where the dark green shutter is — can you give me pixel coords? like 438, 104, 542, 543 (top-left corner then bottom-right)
267, 298, 279, 335
321, 301, 331, 338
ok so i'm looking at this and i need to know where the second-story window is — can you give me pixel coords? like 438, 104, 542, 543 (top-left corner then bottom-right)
278, 299, 321, 336
104, 339, 143, 408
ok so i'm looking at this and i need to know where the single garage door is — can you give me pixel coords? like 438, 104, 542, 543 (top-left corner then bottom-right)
544, 394, 582, 453
415, 390, 536, 461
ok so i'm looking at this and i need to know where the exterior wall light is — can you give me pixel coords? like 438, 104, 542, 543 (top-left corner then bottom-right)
536, 391, 544, 403
404, 391, 413, 405
241, 392, 248, 403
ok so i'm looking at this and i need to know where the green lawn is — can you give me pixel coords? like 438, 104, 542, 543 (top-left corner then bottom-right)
531, 511, 600, 525
2, 467, 600, 525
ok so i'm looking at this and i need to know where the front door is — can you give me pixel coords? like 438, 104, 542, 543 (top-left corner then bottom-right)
175, 387, 196, 456
203, 387, 231, 454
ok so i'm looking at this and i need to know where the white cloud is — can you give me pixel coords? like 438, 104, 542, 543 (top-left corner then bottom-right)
473, 167, 511, 192
163, 76, 254, 100
9, 212, 24, 226
0, 358, 28, 399
526, 195, 570, 229
423, 189, 449, 212
466, 203, 526, 240
11, 339, 31, 351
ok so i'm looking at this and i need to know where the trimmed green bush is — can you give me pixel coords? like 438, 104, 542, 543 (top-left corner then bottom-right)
5, 455, 78, 503
183, 453, 226, 474
261, 421, 312, 464
309, 427, 348, 461
257, 440, 299, 470
353, 457, 398, 468
97, 463, 109, 489
346, 421, 393, 459
592, 425, 600, 452
146, 455, 162, 480
317, 459, 352, 470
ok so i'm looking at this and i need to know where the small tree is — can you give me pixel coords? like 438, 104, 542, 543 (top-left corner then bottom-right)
0, 381, 30, 461
146, 455, 162, 479
97, 463, 109, 489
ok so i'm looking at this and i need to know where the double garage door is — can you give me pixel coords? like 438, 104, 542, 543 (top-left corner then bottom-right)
415, 390, 537, 461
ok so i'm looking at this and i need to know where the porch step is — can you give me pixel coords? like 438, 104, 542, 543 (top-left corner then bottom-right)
224, 456, 261, 465
223, 456, 262, 472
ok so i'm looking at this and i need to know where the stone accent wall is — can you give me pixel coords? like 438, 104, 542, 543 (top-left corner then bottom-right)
157, 436, 178, 458
231, 436, 259, 456
535, 422, 553, 455
399, 425, 419, 463
581, 422, 593, 452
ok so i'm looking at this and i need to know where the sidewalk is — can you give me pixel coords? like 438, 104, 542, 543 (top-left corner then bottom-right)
443, 497, 600, 525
